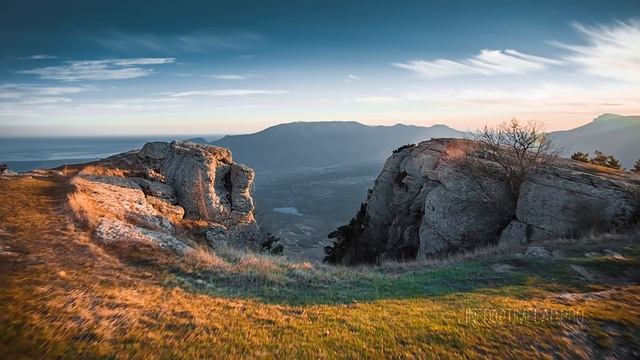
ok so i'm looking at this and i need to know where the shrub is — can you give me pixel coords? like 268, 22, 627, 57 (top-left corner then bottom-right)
260, 233, 284, 256
324, 203, 369, 264
467, 118, 561, 199
633, 159, 640, 173
571, 152, 590, 163
392, 144, 416, 154
589, 150, 622, 170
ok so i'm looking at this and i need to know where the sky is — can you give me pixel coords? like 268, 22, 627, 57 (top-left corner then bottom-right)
1, 0, 640, 136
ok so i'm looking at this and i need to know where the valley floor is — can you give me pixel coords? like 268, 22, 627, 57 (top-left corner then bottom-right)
1, 175, 640, 359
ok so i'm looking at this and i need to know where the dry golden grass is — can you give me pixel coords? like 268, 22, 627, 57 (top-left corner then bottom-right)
77, 164, 129, 177
67, 178, 106, 228
1, 174, 640, 359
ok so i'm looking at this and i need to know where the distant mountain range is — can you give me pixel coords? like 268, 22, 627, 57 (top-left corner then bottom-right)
203, 114, 640, 170
550, 114, 640, 168
210, 121, 465, 170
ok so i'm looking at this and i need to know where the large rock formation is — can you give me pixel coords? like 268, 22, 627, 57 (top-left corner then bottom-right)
69, 141, 261, 252
327, 138, 640, 265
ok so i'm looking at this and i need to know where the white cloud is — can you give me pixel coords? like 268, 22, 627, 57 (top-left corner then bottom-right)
354, 96, 403, 104
96, 30, 263, 53
345, 74, 360, 82
393, 49, 562, 78
555, 19, 640, 82
16, 58, 175, 81
0, 84, 88, 103
209, 73, 259, 80
22, 54, 59, 60
169, 89, 288, 97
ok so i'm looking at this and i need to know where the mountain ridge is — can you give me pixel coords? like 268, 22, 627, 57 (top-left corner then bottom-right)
211, 121, 465, 170
208, 114, 640, 170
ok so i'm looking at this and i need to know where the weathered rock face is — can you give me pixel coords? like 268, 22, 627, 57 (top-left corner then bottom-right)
329, 138, 640, 265
70, 141, 261, 251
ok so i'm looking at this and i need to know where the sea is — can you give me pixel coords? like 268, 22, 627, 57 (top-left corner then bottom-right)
0, 136, 222, 172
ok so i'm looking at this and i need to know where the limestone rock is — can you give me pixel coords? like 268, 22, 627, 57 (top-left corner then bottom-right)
95, 218, 188, 253
498, 220, 558, 248
516, 163, 637, 238
133, 177, 178, 204
73, 175, 175, 233
137, 141, 260, 249
138, 141, 170, 160
492, 264, 516, 273
72, 140, 261, 252
524, 246, 551, 258
330, 138, 640, 265
205, 225, 228, 247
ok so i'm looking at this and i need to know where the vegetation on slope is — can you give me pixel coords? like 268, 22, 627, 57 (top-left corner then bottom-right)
1, 175, 640, 358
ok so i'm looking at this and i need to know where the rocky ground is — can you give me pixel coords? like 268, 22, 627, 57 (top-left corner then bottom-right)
1, 173, 640, 358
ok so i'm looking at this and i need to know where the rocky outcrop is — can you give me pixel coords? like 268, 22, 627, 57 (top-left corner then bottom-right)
328, 138, 640, 265
0, 164, 16, 177
70, 141, 261, 252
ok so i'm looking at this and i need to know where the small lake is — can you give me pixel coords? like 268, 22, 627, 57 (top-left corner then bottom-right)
273, 207, 303, 216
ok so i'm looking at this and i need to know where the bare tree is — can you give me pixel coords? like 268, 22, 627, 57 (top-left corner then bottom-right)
466, 119, 562, 199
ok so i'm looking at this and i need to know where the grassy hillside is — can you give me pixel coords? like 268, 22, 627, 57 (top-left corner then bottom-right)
1, 175, 639, 358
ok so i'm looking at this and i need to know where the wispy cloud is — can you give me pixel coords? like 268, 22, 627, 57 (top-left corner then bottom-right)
209, 73, 259, 80
16, 58, 175, 81
345, 74, 360, 82
0, 83, 89, 105
555, 19, 640, 82
96, 30, 263, 53
169, 89, 288, 97
21, 54, 59, 60
393, 49, 562, 78
354, 96, 403, 104
0, 84, 86, 98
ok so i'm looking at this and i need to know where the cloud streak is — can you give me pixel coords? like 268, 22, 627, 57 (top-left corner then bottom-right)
96, 30, 263, 53
21, 54, 59, 60
0, 83, 88, 105
17, 58, 175, 81
555, 19, 640, 82
169, 89, 288, 97
354, 96, 403, 104
393, 49, 562, 78
209, 73, 259, 80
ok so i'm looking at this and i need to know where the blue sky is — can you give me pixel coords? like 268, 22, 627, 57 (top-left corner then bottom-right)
1, 0, 639, 136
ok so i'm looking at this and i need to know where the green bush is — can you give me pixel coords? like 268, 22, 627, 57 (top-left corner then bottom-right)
260, 233, 284, 255
324, 203, 369, 264
587, 150, 622, 170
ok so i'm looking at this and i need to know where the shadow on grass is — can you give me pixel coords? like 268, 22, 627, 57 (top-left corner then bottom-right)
163, 256, 606, 306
